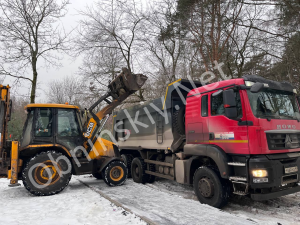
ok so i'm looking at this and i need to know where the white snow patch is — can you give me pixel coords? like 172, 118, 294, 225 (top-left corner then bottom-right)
78, 176, 255, 225
0, 178, 146, 225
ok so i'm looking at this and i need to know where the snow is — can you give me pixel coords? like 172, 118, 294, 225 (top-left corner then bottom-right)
0, 178, 146, 225
1, 176, 300, 225
77, 176, 254, 225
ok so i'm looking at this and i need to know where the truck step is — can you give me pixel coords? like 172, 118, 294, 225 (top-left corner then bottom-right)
229, 176, 247, 182
145, 170, 175, 180
233, 191, 248, 196
228, 162, 246, 166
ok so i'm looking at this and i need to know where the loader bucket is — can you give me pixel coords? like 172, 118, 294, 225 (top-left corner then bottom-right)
108, 68, 148, 99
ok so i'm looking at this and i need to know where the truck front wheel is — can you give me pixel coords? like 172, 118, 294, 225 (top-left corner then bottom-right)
22, 151, 72, 196
193, 166, 230, 208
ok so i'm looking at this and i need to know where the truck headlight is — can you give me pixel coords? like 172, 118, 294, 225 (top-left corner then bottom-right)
252, 169, 268, 178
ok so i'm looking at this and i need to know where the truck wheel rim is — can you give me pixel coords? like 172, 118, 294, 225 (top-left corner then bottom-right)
198, 177, 214, 198
110, 166, 124, 182
34, 160, 61, 185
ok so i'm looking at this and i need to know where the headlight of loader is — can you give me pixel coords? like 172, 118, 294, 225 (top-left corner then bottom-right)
252, 169, 268, 178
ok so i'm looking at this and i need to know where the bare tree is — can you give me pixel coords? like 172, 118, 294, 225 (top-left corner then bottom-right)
0, 0, 70, 103
76, 0, 146, 101
144, 0, 185, 83
47, 75, 87, 108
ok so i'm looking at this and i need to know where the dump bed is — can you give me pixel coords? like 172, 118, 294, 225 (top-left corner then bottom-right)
113, 79, 202, 152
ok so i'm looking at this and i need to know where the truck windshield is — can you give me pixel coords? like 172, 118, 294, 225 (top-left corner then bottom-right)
247, 89, 300, 120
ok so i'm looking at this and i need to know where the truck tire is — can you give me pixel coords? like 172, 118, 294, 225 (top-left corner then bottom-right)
102, 161, 127, 186
22, 151, 72, 196
131, 157, 149, 184
193, 166, 230, 208
121, 154, 133, 178
173, 107, 185, 135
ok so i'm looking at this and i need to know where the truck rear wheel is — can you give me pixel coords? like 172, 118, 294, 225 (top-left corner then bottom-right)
22, 151, 72, 196
193, 166, 230, 208
102, 161, 127, 186
121, 154, 133, 178
131, 157, 149, 184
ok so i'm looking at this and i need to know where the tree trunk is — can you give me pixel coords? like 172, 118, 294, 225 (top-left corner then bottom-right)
30, 59, 38, 103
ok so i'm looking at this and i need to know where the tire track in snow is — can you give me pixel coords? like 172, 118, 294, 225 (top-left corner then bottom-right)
77, 176, 256, 225
76, 178, 157, 225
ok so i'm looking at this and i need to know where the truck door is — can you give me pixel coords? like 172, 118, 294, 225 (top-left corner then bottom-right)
186, 94, 209, 144
208, 89, 249, 154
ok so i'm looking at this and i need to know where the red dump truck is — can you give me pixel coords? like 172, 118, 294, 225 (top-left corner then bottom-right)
112, 75, 300, 208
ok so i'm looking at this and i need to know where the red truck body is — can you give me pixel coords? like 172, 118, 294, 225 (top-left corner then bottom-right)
186, 78, 300, 155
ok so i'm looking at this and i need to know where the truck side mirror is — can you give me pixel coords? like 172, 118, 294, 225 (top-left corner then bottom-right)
250, 82, 264, 93
223, 89, 238, 119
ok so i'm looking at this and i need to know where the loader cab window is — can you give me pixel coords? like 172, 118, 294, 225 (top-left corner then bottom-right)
20, 110, 34, 147
57, 109, 80, 137
211, 90, 243, 118
34, 108, 52, 137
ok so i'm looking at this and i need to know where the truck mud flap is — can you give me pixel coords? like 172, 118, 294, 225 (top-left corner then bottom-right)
251, 185, 300, 201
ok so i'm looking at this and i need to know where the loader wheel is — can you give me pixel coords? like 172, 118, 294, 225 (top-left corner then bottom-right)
121, 154, 133, 178
193, 166, 230, 208
22, 151, 72, 196
131, 157, 149, 184
173, 107, 185, 135
102, 161, 127, 186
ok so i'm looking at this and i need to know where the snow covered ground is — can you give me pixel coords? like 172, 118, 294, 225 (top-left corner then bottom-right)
0, 178, 145, 225
1, 176, 300, 225
147, 179, 300, 225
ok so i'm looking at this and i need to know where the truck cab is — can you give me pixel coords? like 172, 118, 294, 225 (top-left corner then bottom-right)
186, 76, 300, 201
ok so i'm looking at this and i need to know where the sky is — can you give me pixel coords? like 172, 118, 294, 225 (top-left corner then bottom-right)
3, 0, 95, 102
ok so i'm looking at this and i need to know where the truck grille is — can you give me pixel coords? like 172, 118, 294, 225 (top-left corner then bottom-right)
267, 133, 300, 150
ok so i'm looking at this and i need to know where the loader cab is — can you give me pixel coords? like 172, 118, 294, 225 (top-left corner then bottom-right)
20, 104, 84, 153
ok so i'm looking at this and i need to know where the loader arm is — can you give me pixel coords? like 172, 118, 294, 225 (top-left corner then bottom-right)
83, 68, 147, 148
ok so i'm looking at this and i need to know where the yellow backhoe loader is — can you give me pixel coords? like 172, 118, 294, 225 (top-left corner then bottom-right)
0, 68, 147, 196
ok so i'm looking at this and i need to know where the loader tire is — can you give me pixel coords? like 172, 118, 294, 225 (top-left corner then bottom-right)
131, 157, 149, 184
22, 151, 72, 196
102, 161, 127, 186
121, 154, 133, 178
173, 107, 185, 135
193, 166, 230, 208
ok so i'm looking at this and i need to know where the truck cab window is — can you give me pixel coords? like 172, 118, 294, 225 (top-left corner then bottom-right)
201, 95, 208, 117
211, 93, 225, 116
35, 108, 52, 137
211, 90, 243, 118
58, 109, 79, 137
